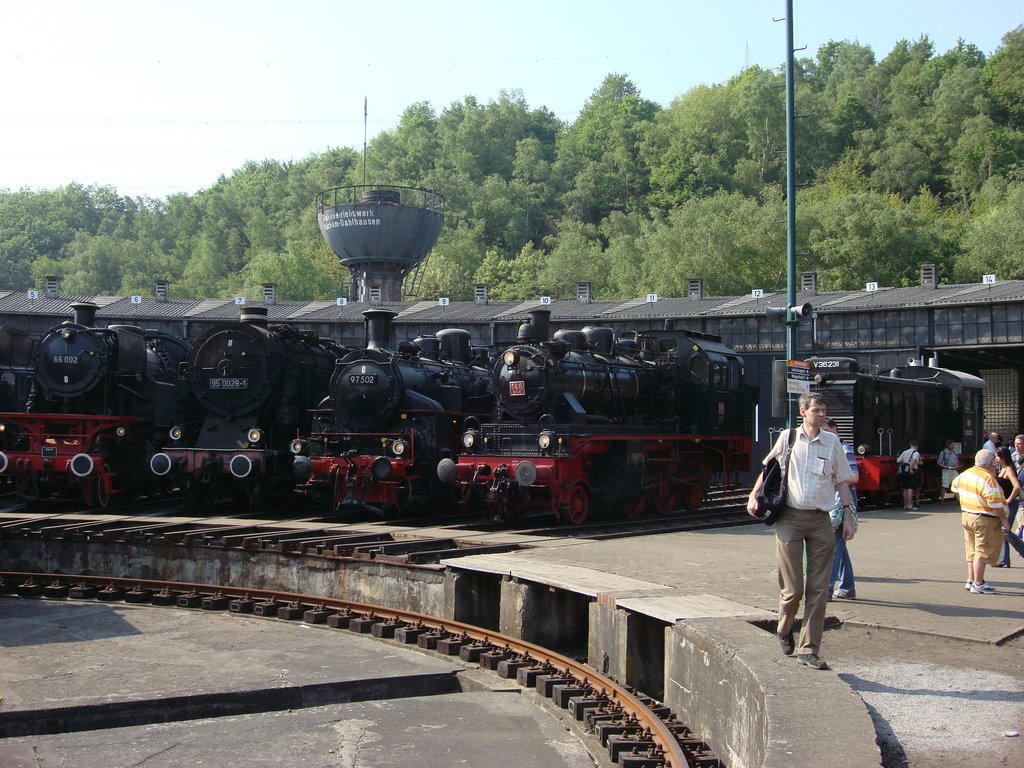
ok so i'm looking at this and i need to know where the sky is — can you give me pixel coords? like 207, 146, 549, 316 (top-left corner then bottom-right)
0, 0, 1019, 200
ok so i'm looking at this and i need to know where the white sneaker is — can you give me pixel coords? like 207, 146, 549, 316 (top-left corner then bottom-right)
970, 581, 997, 594
964, 579, 974, 590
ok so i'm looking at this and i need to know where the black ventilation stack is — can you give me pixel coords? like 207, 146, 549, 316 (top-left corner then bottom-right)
317, 185, 445, 303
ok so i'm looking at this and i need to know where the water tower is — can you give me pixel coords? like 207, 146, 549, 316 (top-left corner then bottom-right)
317, 184, 445, 302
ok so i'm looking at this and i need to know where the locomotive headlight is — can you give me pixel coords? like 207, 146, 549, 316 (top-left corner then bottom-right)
247, 427, 263, 445
538, 431, 554, 450
115, 426, 128, 438
391, 439, 409, 457
289, 438, 307, 455
857, 444, 868, 456
502, 349, 518, 368
169, 426, 184, 441
60, 328, 75, 341
462, 430, 478, 449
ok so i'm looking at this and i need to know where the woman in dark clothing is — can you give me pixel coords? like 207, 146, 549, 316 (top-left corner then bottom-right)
995, 449, 1024, 566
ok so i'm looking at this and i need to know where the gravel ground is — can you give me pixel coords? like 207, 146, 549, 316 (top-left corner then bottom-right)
824, 625, 1024, 768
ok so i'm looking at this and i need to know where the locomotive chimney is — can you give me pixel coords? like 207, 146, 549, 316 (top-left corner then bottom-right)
239, 305, 269, 326
70, 302, 98, 327
363, 309, 397, 350
528, 308, 550, 342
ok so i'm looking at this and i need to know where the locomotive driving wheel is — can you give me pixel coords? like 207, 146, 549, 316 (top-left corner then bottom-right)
15, 468, 38, 502
652, 466, 678, 516
564, 483, 589, 525
80, 477, 111, 509
680, 459, 710, 512
622, 491, 647, 519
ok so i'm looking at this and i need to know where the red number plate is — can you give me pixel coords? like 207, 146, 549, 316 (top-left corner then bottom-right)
508, 380, 526, 396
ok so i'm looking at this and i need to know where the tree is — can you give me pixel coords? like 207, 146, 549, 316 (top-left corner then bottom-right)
983, 26, 1024, 126
957, 181, 1024, 280
539, 221, 608, 299
557, 74, 658, 223
802, 191, 947, 289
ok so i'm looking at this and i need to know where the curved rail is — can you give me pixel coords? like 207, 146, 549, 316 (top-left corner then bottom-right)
2, 570, 692, 767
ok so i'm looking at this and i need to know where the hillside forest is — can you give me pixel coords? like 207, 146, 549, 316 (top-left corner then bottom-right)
1, 30, 1023, 303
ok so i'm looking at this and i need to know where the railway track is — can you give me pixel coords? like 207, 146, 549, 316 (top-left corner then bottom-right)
0, 571, 722, 768
0, 486, 755, 565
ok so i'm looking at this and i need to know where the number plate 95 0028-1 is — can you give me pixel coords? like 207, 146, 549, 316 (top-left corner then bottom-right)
209, 377, 248, 390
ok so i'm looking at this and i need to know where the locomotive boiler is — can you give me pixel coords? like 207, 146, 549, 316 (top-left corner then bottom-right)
807, 356, 986, 505
292, 309, 494, 516
438, 309, 757, 524
0, 302, 189, 506
150, 306, 344, 509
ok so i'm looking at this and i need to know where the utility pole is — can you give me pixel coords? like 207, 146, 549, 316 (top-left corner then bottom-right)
784, 0, 798, 428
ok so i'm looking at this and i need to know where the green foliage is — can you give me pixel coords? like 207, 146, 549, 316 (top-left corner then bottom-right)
957, 181, 1024, 280
1, 29, 1022, 302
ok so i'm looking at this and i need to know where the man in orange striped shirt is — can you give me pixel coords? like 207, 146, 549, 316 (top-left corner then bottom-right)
950, 449, 1011, 594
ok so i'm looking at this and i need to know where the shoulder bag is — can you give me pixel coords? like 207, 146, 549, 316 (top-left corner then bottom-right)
755, 428, 795, 526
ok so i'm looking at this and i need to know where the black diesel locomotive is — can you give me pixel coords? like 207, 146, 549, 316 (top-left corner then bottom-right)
437, 309, 758, 524
150, 306, 345, 509
292, 309, 495, 516
0, 302, 189, 506
807, 356, 986, 504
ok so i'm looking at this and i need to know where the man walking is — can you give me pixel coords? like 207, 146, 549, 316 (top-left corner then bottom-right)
951, 449, 1010, 594
747, 393, 856, 670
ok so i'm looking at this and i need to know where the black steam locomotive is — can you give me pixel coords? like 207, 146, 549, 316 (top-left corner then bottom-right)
437, 309, 758, 524
807, 356, 986, 504
0, 302, 190, 506
150, 306, 344, 509
292, 309, 495, 516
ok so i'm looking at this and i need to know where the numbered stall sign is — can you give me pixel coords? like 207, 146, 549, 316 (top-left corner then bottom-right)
865, 282, 879, 292
130, 295, 142, 304
982, 274, 996, 284
335, 297, 348, 306
539, 296, 551, 305
751, 289, 764, 299
234, 296, 246, 305
646, 293, 659, 303
26, 290, 38, 300
438, 297, 450, 306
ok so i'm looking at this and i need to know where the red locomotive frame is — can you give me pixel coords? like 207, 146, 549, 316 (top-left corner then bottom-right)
0, 413, 163, 507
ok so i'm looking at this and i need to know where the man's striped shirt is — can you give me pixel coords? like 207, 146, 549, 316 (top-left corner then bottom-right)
950, 466, 1007, 517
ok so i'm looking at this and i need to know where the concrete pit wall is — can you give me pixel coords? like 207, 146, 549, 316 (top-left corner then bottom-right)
666, 618, 881, 768
588, 600, 666, 699
498, 574, 590, 658
0, 540, 451, 619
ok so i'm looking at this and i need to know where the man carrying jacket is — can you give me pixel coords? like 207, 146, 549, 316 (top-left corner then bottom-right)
746, 393, 856, 670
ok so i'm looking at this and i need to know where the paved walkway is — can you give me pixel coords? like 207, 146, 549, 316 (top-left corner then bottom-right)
453, 500, 1024, 645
